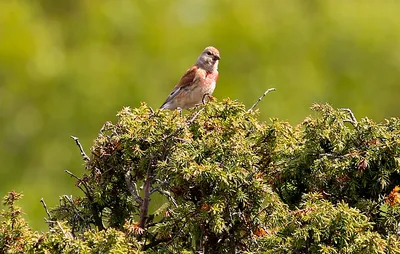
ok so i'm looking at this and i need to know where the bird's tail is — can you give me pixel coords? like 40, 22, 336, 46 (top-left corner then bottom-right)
160, 102, 168, 110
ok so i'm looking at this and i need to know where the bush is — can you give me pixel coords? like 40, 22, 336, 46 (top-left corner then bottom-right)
1, 99, 400, 253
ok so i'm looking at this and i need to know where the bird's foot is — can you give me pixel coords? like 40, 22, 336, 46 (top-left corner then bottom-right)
208, 95, 216, 102
202, 93, 215, 104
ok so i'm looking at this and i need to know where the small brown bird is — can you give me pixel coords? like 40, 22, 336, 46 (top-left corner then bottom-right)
160, 46, 220, 110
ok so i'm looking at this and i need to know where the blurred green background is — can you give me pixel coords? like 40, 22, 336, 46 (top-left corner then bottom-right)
1, 0, 400, 230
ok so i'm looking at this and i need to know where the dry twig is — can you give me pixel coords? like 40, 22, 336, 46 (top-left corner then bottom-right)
248, 88, 276, 112
340, 108, 358, 126
71, 136, 90, 161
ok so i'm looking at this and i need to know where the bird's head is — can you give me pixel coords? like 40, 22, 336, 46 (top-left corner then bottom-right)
196, 46, 220, 72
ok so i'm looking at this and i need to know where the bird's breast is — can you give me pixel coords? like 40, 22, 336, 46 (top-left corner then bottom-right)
178, 70, 218, 108
204, 71, 218, 93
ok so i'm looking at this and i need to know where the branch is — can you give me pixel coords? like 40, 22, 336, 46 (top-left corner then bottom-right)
64, 169, 80, 181
248, 88, 276, 112
139, 167, 153, 229
60, 195, 88, 227
43, 220, 73, 239
64, 170, 90, 196
150, 179, 170, 194
317, 153, 344, 158
340, 108, 358, 126
41, 198, 73, 239
62, 194, 103, 231
71, 136, 90, 161
125, 170, 143, 205
63, 170, 103, 231
100, 121, 112, 134
150, 179, 177, 207
149, 106, 155, 115
157, 189, 178, 207
40, 198, 52, 220
56, 220, 74, 239
188, 108, 204, 124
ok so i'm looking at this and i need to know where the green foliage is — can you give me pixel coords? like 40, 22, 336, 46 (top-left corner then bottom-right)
51, 100, 281, 252
0, 192, 141, 253
259, 193, 396, 253
0, 192, 37, 253
268, 103, 400, 235
1, 100, 400, 253
3, 1, 400, 229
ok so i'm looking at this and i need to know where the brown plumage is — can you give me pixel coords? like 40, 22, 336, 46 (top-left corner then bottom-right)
160, 46, 220, 110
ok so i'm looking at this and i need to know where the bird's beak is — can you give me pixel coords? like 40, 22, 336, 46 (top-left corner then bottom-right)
213, 55, 221, 61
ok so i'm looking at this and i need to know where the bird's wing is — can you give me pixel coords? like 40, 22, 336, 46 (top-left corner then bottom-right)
160, 66, 199, 108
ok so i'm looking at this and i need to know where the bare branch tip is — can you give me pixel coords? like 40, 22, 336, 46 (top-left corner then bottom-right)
248, 87, 277, 112
340, 108, 358, 126
189, 108, 204, 124
40, 198, 52, 219
71, 136, 90, 162
64, 169, 80, 180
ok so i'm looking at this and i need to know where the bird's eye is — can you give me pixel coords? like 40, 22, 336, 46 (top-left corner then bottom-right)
206, 51, 212, 55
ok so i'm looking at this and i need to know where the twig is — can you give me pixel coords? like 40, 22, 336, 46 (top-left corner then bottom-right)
318, 153, 343, 158
248, 88, 276, 112
41, 198, 73, 239
64, 169, 89, 196
155, 178, 170, 187
60, 194, 99, 231
56, 221, 73, 239
340, 108, 358, 126
40, 207, 73, 240
64, 170, 102, 230
62, 195, 85, 222
149, 106, 155, 115
157, 189, 178, 207
40, 198, 52, 219
134, 182, 140, 195
64, 169, 80, 181
150, 179, 170, 194
150, 187, 159, 195
125, 170, 143, 205
189, 108, 204, 124
100, 121, 112, 134
71, 136, 90, 161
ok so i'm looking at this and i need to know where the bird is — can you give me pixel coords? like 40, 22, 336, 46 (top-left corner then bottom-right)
160, 46, 220, 110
